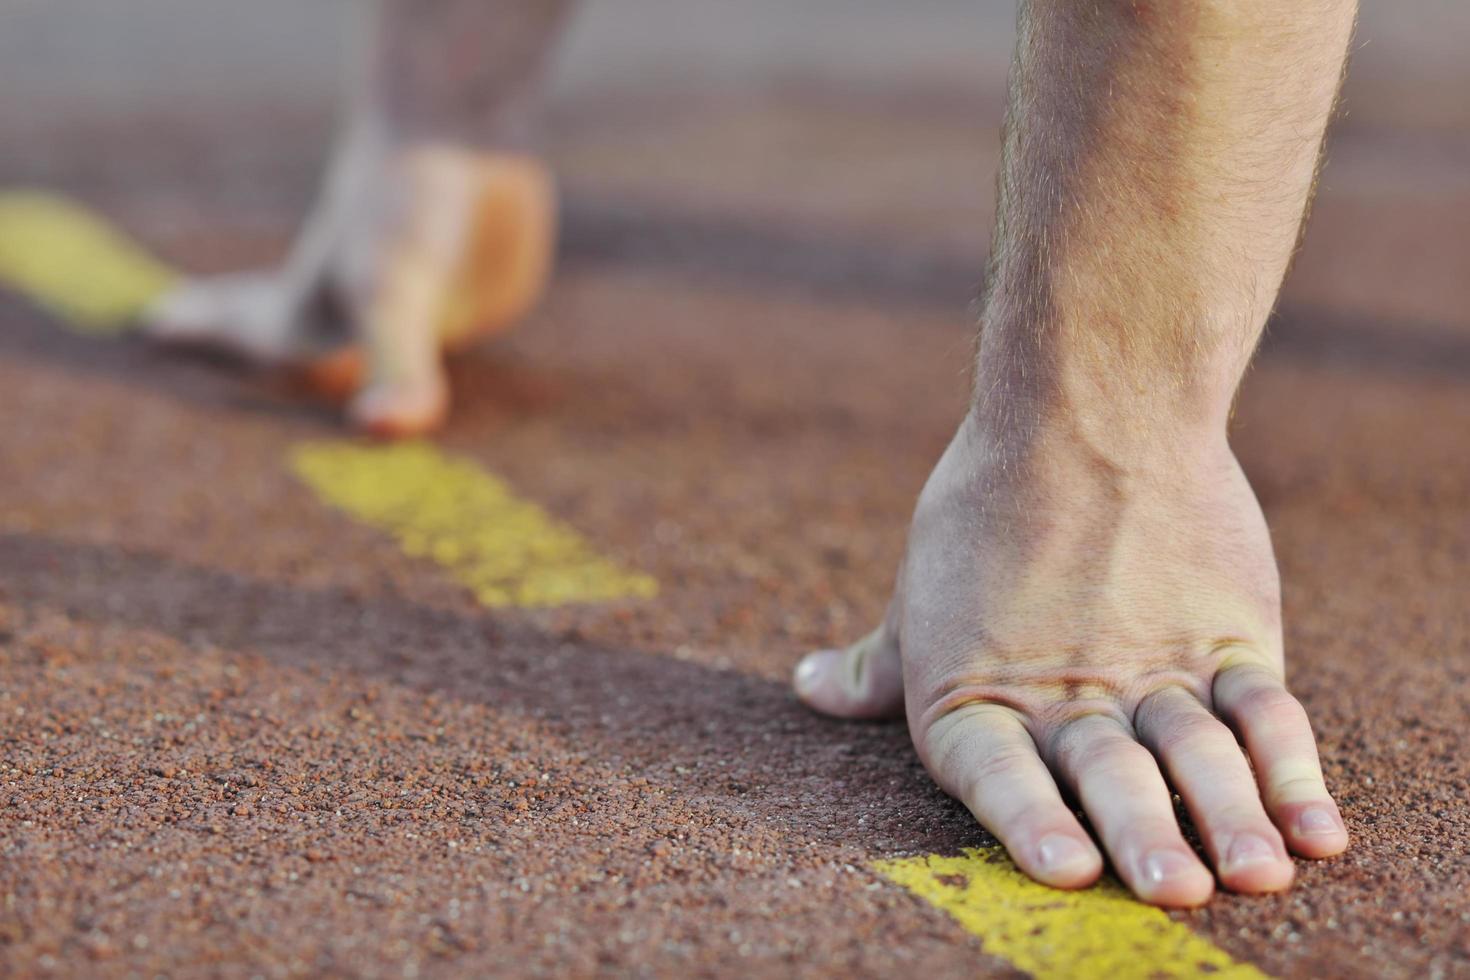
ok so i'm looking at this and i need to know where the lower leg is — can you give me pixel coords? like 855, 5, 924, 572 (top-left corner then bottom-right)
365, 0, 573, 152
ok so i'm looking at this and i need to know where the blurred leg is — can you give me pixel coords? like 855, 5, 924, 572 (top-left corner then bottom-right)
369, 0, 573, 151
145, 0, 573, 437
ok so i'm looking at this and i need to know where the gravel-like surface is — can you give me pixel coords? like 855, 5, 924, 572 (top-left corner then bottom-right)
3, 9, 1469, 975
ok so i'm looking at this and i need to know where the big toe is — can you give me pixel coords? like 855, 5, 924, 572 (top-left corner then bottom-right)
348, 377, 449, 439
794, 626, 904, 720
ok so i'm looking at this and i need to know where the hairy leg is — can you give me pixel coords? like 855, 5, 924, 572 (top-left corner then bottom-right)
145, 0, 571, 436
797, 0, 1357, 907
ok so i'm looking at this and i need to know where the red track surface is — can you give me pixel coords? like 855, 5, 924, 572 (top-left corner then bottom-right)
2, 7, 1469, 976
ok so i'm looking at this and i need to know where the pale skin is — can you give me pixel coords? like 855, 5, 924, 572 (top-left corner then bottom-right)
797, 0, 1357, 906
144, 0, 571, 436
146, 0, 1356, 906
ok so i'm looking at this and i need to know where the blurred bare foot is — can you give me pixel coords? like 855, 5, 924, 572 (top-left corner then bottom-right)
143, 141, 556, 438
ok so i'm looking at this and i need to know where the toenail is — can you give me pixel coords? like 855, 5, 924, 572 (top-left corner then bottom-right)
1225, 834, 1278, 870
793, 654, 825, 697
1036, 834, 1092, 875
1142, 850, 1194, 885
1297, 806, 1341, 836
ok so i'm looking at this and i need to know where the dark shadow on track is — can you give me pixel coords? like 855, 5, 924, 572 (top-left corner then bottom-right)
0, 531, 979, 857
558, 196, 1470, 381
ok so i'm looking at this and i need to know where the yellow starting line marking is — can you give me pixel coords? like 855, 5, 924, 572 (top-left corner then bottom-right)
875, 848, 1268, 980
291, 441, 658, 608
0, 190, 176, 333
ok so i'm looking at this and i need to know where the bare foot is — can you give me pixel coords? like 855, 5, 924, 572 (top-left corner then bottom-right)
142, 139, 556, 438
342, 146, 555, 437
794, 412, 1348, 907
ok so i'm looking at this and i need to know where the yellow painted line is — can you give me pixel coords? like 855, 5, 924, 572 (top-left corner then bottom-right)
290, 441, 658, 608
0, 190, 177, 332
875, 848, 1268, 980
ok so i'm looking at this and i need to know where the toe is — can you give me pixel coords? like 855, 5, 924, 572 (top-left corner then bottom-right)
794, 624, 904, 720
348, 377, 449, 439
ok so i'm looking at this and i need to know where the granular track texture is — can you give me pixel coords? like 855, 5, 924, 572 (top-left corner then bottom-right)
3, 4, 1470, 976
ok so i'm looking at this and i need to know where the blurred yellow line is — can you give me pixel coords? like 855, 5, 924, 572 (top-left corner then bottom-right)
874, 848, 1268, 980
291, 441, 658, 609
0, 190, 176, 332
